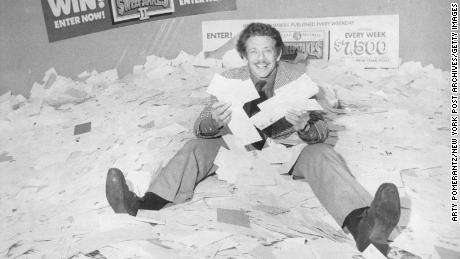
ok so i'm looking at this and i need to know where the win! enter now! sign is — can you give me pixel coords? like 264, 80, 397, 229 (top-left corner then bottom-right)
41, 0, 236, 42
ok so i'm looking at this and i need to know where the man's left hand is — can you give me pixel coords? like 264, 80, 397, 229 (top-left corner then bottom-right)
285, 109, 310, 131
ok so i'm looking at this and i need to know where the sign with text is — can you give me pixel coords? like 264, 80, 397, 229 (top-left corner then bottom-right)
281, 30, 328, 61
328, 15, 398, 67
202, 15, 399, 68
111, 0, 175, 22
41, 0, 236, 42
203, 20, 329, 62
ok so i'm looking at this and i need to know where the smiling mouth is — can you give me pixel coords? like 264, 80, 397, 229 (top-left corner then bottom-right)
256, 63, 269, 68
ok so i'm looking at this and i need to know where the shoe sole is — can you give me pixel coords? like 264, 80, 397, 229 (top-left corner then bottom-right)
106, 168, 129, 214
369, 183, 401, 244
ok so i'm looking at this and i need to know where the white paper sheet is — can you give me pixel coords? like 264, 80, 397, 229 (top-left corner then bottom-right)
356, 170, 404, 196
178, 230, 232, 248
251, 74, 320, 130
207, 74, 262, 146
222, 134, 248, 152
258, 139, 292, 164
361, 244, 387, 259
278, 143, 308, 174
207, 74, 259, 104
228, 106, 263, 145
214, 146, 255, 183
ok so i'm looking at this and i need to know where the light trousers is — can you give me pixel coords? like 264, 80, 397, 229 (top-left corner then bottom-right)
147, 138, 372, 225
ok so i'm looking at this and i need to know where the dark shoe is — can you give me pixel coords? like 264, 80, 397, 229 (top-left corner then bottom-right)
369, 183, 400, 245
105, 168, 140, 216
343, 183, 400, 256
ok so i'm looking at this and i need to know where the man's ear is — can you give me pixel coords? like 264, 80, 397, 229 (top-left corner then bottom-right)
241, 52, 248, 61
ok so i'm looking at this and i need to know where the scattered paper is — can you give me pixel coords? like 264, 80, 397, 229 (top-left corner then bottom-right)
70, 226, 157, 255
222, 134, 247, 152
78, 70, 91, 79
217, 208, 251, 228
356, 170, 404, 195
133, 65, 144, 74
98, 240, 175, 258
228, 106, 263, 145
278, 143, 308, 174
258, 140, 291, 164
125, 170, 154, 197
272, 238, 315, 259
309, 238, 358, 259
362, 244, 386, 259
74, 122, 91, 135
250, 245, 276, 259
151, 123, 187, 138
0, 152, 14, 163
214, 146, 255, 183
138, 120, 155, 129
178, 230, 232, 248
207, 74, 259, 105
0, 53, 450, 259
42, 67, 58, 88
98, 213, 139, 232
135, 210, 166, 225
391, 214, 438, 258
253, 204, 289, 216
435, 245, 460, 259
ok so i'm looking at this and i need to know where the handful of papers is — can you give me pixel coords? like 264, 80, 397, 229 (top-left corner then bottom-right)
207, 74, 262, 146
206, 73, 322, 147
251, 74, 321, 130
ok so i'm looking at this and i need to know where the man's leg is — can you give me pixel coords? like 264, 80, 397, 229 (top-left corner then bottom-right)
292, 143, 400, 255
147, 137, 224, 203
292, 143, 372, 224
106, 137, 224, 215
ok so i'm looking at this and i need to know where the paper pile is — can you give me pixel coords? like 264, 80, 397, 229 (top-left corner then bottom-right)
0, 52, 455, 259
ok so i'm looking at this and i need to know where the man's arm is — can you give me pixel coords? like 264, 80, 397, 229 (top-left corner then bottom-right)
193, 97, 230, 138
297, 111, 329, 144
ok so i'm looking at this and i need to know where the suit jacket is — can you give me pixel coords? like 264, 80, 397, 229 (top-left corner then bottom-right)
193, 61, 329, 145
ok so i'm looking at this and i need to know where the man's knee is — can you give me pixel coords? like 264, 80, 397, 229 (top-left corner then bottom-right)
182, 138, 220, 152
299, 143, 333, 159
182, 139, 201, 151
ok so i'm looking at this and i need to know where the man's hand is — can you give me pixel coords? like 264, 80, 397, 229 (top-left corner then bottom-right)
211, 101, 232, 127
285, 109, 310, 131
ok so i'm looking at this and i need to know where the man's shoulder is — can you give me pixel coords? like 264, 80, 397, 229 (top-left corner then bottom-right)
274, 62, 306, 89
277, 61, 306, 80
220, 66, 250, 80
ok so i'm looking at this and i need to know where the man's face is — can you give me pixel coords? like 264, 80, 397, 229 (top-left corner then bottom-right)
244, 35, 281, 80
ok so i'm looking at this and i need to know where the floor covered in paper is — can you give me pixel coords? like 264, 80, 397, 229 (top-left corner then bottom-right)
0, 52, 458, 259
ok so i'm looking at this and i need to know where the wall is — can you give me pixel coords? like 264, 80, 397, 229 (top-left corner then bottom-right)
0, 0, 451, 96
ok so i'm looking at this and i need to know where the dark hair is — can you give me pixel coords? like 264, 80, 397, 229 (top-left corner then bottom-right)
236, 23, 284, 58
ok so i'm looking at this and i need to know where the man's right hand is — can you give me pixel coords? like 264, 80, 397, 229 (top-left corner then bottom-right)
211, 101, 232, 127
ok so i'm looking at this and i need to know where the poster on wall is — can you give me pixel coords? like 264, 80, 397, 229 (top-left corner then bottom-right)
111, 0, 176, 23
280, 30, 328, 61
202, 15, 399, 68
202, 19, 330, 62
41, 0, 237, 42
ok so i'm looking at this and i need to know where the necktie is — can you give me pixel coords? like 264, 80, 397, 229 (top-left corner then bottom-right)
243, 80, 268, 150
243, 80, 267, 117
255, 80, 267, 92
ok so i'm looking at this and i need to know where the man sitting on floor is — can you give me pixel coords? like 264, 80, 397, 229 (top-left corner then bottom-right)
105, 22, 400, 256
